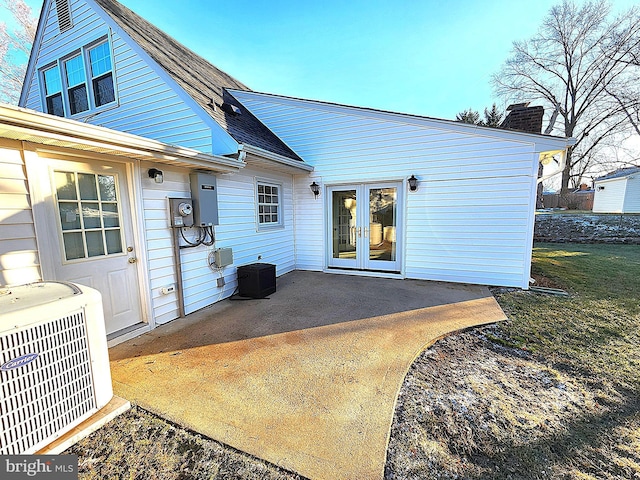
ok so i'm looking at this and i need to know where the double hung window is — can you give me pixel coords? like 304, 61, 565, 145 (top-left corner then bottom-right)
257, 181, 283, 229
43, 65, 64, 117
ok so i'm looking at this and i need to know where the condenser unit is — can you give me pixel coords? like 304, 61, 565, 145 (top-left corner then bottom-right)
0, 281, 113, 454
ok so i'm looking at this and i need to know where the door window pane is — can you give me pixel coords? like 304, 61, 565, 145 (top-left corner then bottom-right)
98, 175, 116, 201
58, 202, 80, 230
369, 188, 397, 262
78, 173, 98, 200
63, 232, 84, 260
86, 231, 105, 257
82, 203, 101, 229
55, 171, 77, 200
105, 230, 123, 254
102, 203, 119, 227
332, 190, 357, 259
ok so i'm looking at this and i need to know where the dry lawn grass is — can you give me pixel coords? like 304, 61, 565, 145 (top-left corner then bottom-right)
67, 243, 640, 479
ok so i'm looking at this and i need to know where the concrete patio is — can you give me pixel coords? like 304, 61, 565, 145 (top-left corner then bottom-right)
109, 271, 506, 480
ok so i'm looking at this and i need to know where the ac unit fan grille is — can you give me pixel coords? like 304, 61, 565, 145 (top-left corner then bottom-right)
0, 310, 97, 454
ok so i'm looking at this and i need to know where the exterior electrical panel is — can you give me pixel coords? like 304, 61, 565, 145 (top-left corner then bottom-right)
190, 172, 219, 226
214, 248, 234, 268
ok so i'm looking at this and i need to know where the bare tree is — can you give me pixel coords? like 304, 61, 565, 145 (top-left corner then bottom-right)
0, 0, 37, 104
493, 1, 640, 194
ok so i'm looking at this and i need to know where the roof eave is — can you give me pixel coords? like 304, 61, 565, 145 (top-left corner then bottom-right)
0, 104, 245, 172
240, 143, 313, 172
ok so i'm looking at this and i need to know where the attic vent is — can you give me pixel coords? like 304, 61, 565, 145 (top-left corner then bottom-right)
221, 103, 242, 116
56, 0, 73, 33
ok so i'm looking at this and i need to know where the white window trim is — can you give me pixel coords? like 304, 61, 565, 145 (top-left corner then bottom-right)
38, 35, 118, 118
255, 178, 284, 231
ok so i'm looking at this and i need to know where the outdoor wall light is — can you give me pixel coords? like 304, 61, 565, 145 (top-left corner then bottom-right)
408, 175, 418, 192
310, 181, 321, 198
148, 168, 164, 184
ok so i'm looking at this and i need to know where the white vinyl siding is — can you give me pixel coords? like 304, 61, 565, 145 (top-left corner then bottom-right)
624, 177, 640, 213
141, 162, 295, 323
593, 178, 627, 213
233, 91, 548, 288
22, 0, 214, 154
594, 176, 640, 213
0, 146, 41, 286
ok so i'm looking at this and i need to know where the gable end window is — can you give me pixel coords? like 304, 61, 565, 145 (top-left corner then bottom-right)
89, 43, 115, 106
43, 65, 64, 117
64, 55, 89, 114
40, 39, 116, 117
257, 181, 283, 229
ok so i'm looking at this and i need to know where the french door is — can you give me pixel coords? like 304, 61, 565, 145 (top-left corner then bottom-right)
327, 183, 402, 272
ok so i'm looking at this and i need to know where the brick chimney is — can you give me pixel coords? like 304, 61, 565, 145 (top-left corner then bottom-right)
500, 103, 544, 134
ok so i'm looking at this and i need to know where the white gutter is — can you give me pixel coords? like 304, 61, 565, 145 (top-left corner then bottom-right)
0, 104, 246, 172
240, 143, 314, 172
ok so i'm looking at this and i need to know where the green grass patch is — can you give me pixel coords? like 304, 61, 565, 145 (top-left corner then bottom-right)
497, 244, 640, 391
491, 243, 640, 478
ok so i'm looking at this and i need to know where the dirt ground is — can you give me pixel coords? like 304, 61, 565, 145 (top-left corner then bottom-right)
385, 326, 593, 479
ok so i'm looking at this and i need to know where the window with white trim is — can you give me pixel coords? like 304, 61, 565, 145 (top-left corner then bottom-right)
257, 181, 282, 228
40, 38, 116, 117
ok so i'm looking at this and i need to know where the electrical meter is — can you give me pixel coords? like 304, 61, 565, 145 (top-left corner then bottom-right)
169, 198, 194, 227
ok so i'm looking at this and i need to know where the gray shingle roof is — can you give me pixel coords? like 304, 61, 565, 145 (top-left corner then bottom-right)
93, 0, 300, 160
595, 166, 640, 182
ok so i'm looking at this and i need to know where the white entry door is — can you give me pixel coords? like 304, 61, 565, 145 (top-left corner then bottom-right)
35, 158, 143, 336
327, 183, 402, 272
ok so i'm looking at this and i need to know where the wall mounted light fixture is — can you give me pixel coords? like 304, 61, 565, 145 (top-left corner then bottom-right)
408, 175, 418, 192
148, 168, 164, 184
310, 181, 321, 198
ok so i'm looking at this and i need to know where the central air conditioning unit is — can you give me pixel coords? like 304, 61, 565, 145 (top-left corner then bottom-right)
0, 281, 113, 455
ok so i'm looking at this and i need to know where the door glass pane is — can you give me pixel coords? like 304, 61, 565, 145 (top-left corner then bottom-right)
102, 203, 119, 227
369, 188, 397, 262
86, 231, 105, 257
63, 232, 84, 260
82, 203, 101, 229
55, 171, 77, 200
98, 175, 116, 201
105, 229, 123, 254
78, 173, 98, 200
58, 202, 80, 230
332, 190, 357, 259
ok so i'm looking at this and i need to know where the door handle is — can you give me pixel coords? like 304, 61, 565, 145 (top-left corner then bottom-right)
357, 227, 362, 237
128, 257, 137, 264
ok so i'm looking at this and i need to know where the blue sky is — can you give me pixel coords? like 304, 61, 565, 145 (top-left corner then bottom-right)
8, 0, 639, 119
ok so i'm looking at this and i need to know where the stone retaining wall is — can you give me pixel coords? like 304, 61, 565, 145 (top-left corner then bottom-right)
534, 213, 640, 244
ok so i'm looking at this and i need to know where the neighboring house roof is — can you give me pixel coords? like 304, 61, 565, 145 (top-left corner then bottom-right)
595, 167, 640, 182
93, 0, 301, 161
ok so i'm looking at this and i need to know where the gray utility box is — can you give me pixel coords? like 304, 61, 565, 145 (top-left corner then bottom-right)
190, 172, 219, 226
237, 263, 276, 298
